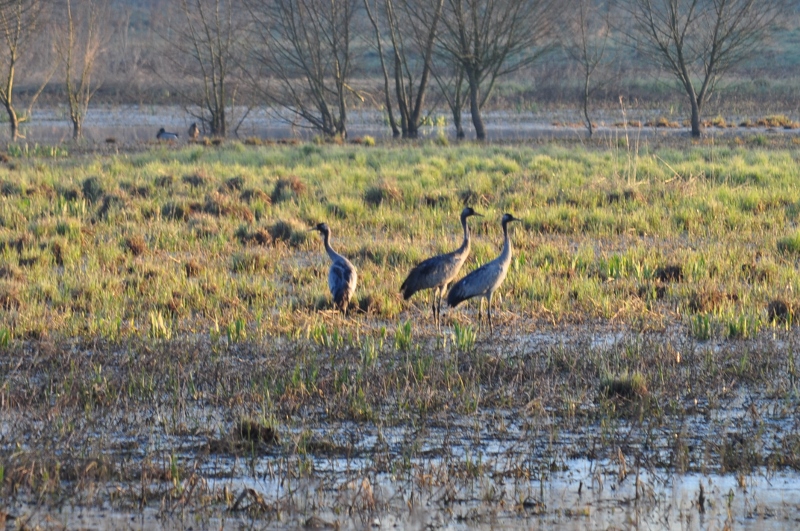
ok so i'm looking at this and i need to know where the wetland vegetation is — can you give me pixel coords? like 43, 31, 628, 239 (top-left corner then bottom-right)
1, 139, 800, 528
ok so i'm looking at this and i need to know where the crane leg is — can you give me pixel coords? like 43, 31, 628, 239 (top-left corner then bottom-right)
438, 284, 448, 332
487, 295, 493, 334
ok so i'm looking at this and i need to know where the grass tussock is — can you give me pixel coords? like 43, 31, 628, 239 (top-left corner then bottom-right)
268, 219, 309, 247
364, 179, 402, 207
600, 371, 648, 401
182, 172, 210, 188
271, 176, 307, 204
124, 235, 147, 256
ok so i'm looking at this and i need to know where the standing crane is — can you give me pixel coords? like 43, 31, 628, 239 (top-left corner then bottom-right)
400, 207, 481, 329
447, 213, 520, 333
311, 222, 357, 314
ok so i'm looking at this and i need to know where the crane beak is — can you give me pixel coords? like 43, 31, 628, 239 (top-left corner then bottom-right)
473, 212, 483, 217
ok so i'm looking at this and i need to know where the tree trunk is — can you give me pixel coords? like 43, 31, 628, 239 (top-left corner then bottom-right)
453, 110, 464, 139
5, 103, 18, 140
583, 72, 593, 138
72, 117, 82, 139
690, 97, 702, 137
467, 70, 485, 141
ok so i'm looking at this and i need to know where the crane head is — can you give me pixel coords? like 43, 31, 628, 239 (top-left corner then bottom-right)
502, 213, 520, 225
310, 222, 330, 236
461, 206, 482, 218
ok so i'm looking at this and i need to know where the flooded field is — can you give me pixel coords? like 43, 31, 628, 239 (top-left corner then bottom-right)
1, 140, 800, 528
2, 326, 799, 530
6, 105, 798, 144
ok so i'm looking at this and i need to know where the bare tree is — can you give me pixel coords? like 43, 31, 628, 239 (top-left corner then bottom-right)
430, 49, 467, 139
0, 0, 54, 140
157, 0, 243, 137
55, 0, 112, 140
437, 0, 559, 140
562, 0, 613, 137
363, 0, 444, 139
245, 0, 358, 139
620, 0, 788, 137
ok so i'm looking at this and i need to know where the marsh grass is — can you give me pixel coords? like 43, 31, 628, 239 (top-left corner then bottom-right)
1, 142, 800, 525
1, 140, 796, 340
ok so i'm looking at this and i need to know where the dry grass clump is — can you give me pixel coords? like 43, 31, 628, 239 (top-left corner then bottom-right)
231, 251, 270, 273
187, 214, 220, 239
0, 281, 21, 309
82, 176, 105, 203
240, 188, 271, 204
162, 201, 198, 221
59, 186, 81, 201
203, 191, 254, 222
777, 232, 800, 254
364, 179, 402, 207
756, 115, 795, 128
600, 371, 648, 401
423, 193, 453, 209
0, 264, 24, 281
184, 259, 203, 278
124, 235, 147, 256
654, 264, 683, 283
268, 219, 309, 247
96, 193, 127, 220
182, 172, 210, 189
235, 226, 272, 246
154, 175, 174, 189
220, 176, 245, 192
271, 176, 307, 204
356, 294, 385, 315
741, 263, 770, 283
687, 289, 727, 313
645, 116, 680, 128
51, 240, 68, 266
458, 187, 492, 207
236, 418, 279, 445
606, 188, 642, 204
767, 299, 793, 323
0, 180, 23, 196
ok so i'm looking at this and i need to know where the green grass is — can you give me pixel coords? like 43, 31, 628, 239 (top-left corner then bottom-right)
0, 141, 798, 340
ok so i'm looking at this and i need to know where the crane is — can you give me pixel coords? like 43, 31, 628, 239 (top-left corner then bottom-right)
311, 222, 357, 314
156, 128, 179, 140
400, 207, 481, 329
447, 213, 520, 333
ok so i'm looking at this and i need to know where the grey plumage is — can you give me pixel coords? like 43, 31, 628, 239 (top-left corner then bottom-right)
400, 207, 481, 329
157, 127, 179, 140
311, 222, 357, 314
447, 213, 520, 333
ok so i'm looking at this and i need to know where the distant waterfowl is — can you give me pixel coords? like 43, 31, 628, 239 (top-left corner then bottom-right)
400, 206, 481, 329
156, 128, 179, 140
311, 222, 357, 314
447, 213, 520, 333
188, 123, 200, 140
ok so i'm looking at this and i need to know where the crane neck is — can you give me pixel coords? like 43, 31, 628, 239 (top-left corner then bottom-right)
499, 218, 513, 262
322, 230, 337, 259
458, 213, 471, 252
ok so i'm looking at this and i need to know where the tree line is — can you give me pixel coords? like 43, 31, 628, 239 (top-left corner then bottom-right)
0, 0, 791, 141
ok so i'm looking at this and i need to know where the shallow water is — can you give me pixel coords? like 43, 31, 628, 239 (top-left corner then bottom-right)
5, 105, 795, 144
4, 386, 798, 530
